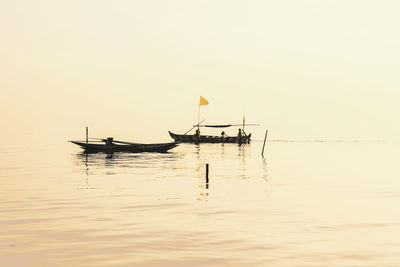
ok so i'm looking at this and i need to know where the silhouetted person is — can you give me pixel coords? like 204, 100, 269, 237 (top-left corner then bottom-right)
238, 129, 242, 138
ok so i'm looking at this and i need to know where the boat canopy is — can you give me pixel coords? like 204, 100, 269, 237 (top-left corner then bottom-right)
194, 124, 259, 128
204, 124, 232, 128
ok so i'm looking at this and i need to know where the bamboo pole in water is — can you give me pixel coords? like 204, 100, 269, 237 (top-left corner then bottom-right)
206, 164, 209, 184
261, 130, 268, 156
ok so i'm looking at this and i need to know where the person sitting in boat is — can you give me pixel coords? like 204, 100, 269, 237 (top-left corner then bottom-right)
221, 131, 225, 137
238, 128, 242, 138
195, 129, 200, 139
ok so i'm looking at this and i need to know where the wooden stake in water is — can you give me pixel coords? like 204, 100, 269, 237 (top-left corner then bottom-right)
261, 130, 268, 156
86, 126, 88, 144
206, 164, 209, 184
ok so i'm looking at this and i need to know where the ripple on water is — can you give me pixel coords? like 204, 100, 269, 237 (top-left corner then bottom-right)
1, 142, 400, 266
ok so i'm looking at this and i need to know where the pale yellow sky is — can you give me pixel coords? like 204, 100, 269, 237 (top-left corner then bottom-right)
1, 0, 399, 144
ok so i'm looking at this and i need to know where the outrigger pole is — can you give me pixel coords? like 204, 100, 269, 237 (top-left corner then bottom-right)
185, 119, 206, 135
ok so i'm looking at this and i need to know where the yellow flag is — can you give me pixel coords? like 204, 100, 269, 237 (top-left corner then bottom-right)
199, 96, 209, 106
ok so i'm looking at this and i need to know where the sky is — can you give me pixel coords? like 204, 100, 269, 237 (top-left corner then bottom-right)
1, 0, 399, 145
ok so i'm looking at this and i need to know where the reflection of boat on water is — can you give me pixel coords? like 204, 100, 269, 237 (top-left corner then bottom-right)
70, 133, 179, 153
72, 146, 180, 177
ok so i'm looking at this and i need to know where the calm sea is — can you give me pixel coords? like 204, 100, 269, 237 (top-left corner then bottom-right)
1, 140, 400, 266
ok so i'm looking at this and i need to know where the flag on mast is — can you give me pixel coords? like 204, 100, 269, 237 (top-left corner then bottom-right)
199, 96, 209, 106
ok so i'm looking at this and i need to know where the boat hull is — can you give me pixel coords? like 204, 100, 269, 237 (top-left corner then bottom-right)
70, 141, 179, 153
168, 131, 251, 144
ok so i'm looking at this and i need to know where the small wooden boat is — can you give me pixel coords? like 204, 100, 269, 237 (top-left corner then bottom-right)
70, 137, 179, 153
170, 97, 256, 144
169, 131, 251, 144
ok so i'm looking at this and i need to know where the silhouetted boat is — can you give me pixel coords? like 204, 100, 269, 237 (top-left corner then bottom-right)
171, 96, 256, 144
168, 131, 251, 144
70, 137, 179, 153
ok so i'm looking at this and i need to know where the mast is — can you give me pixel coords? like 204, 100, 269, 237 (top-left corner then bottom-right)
198, 104, 200, 132
243, 116, 245, 133
198, 96, 209, 133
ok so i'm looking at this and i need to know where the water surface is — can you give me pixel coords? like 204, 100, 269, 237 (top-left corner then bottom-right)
1, 141, 400, 266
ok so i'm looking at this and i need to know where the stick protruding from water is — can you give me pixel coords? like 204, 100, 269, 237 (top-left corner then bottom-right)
261, 130, 268, 156
206, 163, 209, 184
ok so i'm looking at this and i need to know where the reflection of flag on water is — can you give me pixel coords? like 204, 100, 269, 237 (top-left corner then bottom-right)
199, 96, 209, 106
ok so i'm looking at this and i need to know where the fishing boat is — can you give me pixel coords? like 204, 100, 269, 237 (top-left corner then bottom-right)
169, 96, 257, 144
70, 128, 178, 153
70, 138, 178, 153
169, 129, 251, 144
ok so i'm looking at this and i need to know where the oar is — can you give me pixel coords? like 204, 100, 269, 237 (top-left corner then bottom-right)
184, 119, 206, 135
